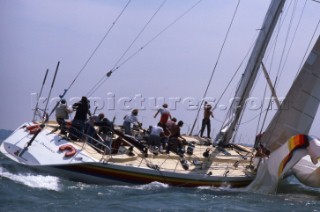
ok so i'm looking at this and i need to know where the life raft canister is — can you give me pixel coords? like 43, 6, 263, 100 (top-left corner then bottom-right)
59, 144, 77, 157
26, 124, 41, 134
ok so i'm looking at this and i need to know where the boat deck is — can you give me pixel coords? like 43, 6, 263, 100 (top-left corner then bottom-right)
66, 132, 253, 178
45, 121, 254, 178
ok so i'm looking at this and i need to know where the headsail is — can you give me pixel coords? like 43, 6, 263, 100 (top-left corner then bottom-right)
216, 0, 287, 146
260, 35, 320, 152
247, 134, 320, 193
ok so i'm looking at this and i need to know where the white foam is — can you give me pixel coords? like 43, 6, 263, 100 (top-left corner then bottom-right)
112, 181, 169, 190
0, 167, 61, 191
68, 182, 94, 190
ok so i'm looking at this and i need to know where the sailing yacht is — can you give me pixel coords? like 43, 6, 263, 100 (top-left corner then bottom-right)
1, 0, 320, 189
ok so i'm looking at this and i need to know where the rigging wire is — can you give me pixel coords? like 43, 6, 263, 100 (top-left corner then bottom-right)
87, 0, 168, 97
247, 1, 298, 149
111, 0, 168, 75
44, 62, 60, 119
213, 33, 257, 118
262, 0, 292, 79
261, 77, 278, 131
252, 1, 293, 135
276, 0, 298, 81
256, 0, 306, 138
228, 1, 294, 144
296, 17, 320, 77
278, 0, 305, 78
256, 0, 300, 147
207, 33, 257, 127
259, 0, 291, 92
253, 0, 297, 137
253, 11, 285, 131
224, 0, 294, 146
255, 84, 268, 134
32, 69, 49, 121
87, 0, 204, 97
265, 13, 320, 145
47, 1, 132, 118
64, 0, 131, 96
262, 1, 320, 148
189, 0, 241, 135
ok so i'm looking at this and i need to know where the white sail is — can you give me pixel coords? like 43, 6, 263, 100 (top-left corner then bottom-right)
293, 156, 320, 187
217, 0, 286, 146
260, 35, 320, 152
247, 135, 320, 193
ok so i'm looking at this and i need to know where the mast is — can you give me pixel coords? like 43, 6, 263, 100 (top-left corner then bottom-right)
216, 0, 286, 146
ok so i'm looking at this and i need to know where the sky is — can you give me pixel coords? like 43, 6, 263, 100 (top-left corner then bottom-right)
1, 0, 320, 144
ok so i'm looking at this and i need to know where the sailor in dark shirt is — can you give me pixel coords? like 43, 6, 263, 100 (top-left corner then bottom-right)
69, 96, 91, 140
73, 97, 91, 121
95, 117, 113, 135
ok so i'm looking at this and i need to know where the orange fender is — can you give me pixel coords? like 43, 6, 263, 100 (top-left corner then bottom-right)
59, 144, 77, 157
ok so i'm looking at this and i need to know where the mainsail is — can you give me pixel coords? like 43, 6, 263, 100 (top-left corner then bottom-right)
216, 0, 286, 146
260, 35, 320, 152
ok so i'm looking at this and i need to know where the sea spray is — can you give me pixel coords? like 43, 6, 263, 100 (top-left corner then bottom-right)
0, 167, 60, 191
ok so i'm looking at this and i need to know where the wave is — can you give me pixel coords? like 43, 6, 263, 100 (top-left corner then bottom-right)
0, 166, 61, 191
0, 129, 13, 141
111, 181, 169, 191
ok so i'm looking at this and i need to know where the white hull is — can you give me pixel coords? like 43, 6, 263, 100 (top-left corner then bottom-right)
0, 122, 254, 187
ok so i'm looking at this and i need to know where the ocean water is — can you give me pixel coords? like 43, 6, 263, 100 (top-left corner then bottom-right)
1, 133, 320, 212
